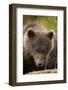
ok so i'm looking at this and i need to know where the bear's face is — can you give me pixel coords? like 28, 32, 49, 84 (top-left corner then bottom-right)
27, 30, 53, 67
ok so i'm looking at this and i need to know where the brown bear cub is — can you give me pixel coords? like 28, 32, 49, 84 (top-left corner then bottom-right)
23, 22, 57, 74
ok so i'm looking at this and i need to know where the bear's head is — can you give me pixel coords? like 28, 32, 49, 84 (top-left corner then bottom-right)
27, 30, 53, 68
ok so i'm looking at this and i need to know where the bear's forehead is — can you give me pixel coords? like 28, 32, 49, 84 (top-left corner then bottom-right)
24, 22, 46, 32
35, 33, 49, 41
31, 36, 50, 47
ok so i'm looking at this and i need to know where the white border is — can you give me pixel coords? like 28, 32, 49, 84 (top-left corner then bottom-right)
16, 8, 64, 82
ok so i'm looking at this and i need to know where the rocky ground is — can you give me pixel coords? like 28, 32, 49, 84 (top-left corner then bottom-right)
27, 69, 57, 75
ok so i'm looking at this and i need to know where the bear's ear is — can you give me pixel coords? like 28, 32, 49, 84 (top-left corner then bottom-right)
28, 30, 35, 38
47, 31, 53, 40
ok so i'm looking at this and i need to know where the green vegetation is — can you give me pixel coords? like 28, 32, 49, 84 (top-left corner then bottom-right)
23, 15, 57, 31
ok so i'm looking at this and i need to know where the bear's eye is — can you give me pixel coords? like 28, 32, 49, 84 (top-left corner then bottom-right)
36, 49, 45, 54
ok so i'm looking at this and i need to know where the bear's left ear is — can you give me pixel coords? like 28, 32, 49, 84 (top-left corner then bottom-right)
47, 31, 53, 40
28, 30, 35, 38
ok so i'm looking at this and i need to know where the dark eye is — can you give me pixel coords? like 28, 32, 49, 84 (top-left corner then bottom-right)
36, 49, 45, 54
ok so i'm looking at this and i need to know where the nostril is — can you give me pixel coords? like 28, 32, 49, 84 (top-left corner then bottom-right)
38, 63, 42, 67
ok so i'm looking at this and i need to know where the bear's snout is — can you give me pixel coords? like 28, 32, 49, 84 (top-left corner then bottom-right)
37, 62, 44, 67
33, 53, 46, 67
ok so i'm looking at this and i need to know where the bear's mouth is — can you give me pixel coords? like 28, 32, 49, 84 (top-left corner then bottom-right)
35, 65, 45, 71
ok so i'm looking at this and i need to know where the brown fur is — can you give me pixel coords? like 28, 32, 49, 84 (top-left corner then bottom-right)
23, 22, 55, 74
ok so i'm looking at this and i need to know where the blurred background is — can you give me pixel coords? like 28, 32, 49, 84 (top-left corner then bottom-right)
23, 15, 57, 31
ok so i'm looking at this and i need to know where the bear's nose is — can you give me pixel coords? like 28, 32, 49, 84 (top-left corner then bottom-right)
38, 63, 42, 67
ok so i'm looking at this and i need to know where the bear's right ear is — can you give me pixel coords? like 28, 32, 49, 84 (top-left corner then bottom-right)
47, 31, 53, 40
28, 30, 35, 38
